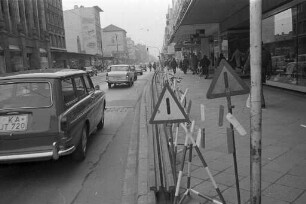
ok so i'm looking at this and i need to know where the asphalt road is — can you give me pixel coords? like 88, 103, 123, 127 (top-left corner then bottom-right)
0, 70, 152, 204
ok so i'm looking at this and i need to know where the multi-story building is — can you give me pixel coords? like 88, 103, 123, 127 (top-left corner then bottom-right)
126, 37, 136, 64
0, 0, 66, 74
64, 5, 103, 55
62, 5, 103, 69
102, 24, 128, 63
167, 0, 306, 92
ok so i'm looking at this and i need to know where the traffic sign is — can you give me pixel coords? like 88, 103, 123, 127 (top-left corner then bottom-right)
206, 59, 249, 99
149, 83, 190, 124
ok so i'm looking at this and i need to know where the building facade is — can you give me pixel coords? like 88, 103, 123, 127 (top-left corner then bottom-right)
102, 24, 128, 64
64, 5, 103, 55
0, 0, 65, 74
167, 0, 306, 92
126, 37, 136, 64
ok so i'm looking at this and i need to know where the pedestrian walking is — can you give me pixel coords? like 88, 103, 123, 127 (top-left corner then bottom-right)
199, 55, 210, 79
261, 43, 272, 108
182, 56, 189, 74
153, 62, 157, 71
230, 48, 244, 70
148, 62, 152, 72
170, 57, 178, 74
191, 53, 198, 75
217, 53, 225, 67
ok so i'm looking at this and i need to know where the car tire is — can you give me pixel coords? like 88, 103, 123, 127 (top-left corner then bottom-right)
108, 83, 111, 88
72, 125, 88, 161
141, 73, 143, 75
97, 108, 105, 130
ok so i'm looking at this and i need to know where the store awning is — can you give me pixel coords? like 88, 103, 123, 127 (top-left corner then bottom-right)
170, 0, 248, 43
179, 0, 248, 26
171, 0, 294, 43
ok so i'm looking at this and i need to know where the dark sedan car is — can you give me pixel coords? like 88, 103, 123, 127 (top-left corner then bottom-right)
0, 69, 106, 162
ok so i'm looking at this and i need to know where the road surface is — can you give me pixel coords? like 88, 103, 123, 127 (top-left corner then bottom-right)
0, 70, 152, 204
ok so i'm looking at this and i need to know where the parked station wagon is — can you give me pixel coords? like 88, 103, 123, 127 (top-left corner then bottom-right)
0, 69, 106, 163
106, 64, 135, 88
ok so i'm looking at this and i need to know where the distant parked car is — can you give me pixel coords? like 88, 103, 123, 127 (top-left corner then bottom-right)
84, 66, 97, 76
135, 65, 143, 75
130, 65, 137, 81
0, 69, 106, 163
140, 64, 147, 72
106, 64, 135, 88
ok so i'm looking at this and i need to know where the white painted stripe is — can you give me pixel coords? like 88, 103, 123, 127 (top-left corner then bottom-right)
201, 104, 205, 121
175, 171, 183, 196
196, 128, 201, 147
190, 189, 199, 196
205, 167, 218, 188
213, 200, 223, 204
180, 88, 189, 104
301, 124, 306, 128
187, 162, 191, 177
174, 126, 179, 146
226, 113, 247, 136
191, 120, 195, 132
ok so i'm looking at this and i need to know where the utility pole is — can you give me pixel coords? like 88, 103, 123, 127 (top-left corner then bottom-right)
250, 0, 262, 204
114, 34, 119, 64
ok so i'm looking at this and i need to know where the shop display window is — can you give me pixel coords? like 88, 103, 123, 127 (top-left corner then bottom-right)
263, 2, 306, 86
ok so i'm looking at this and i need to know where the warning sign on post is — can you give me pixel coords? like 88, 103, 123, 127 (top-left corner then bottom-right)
206, 59, 249, 99
149, 84, 190, 124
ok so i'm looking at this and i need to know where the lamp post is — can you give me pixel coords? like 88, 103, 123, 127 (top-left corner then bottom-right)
115, 34, 119, 64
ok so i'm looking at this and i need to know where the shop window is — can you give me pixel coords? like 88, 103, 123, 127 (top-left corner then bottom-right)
262, 7, 298, 85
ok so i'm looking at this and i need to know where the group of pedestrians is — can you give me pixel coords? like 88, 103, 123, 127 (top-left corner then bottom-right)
165, 53, 211, 79
148, 62, 157, 72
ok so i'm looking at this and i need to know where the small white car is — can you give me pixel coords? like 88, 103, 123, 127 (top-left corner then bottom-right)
106, 65, 135, 88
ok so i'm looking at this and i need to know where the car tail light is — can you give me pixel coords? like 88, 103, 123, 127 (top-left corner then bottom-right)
59, 115, 68, 132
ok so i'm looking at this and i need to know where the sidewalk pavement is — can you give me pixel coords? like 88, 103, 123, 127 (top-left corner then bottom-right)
172, 69, 306, 204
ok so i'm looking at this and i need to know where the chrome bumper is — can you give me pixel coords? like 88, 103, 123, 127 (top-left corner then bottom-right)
0, 142, 75, 162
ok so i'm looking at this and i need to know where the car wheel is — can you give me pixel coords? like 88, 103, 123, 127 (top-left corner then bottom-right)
97, 108, 105, 130
108, 83, 111, 88
72, 125, 88, 161
141, 73, 143, 75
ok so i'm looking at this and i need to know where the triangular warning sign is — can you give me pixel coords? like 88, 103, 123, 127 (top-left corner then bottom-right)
206, 59, 249, 99
149, 83, 190, 124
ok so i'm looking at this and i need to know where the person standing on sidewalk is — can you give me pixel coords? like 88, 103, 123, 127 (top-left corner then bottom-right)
261, 43, 272, 108
153, 62, 157, 71
170, 57, 178, 74
199, 55, 210, 79
182, 56, 189, 74
191, 53, 198, 74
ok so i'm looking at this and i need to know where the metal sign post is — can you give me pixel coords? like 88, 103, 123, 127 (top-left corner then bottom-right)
250, 0, 263, 203
224, 72, 241, 204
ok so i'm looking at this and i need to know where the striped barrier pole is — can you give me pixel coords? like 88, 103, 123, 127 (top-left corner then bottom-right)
173, 128, 190, 204
186, 143, 193, 195
180, 122, 226, 204
190, 189, 223, 204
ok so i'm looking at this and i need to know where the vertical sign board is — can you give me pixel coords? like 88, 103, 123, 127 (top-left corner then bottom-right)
149, 83, 190, 124
206, 59, 249, 99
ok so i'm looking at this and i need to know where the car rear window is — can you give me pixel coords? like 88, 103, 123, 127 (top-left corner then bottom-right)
0, 82, 52, 109
110, 66, 129, 71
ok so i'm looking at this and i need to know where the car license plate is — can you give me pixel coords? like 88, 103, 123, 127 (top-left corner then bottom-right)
0, 115, 28, 132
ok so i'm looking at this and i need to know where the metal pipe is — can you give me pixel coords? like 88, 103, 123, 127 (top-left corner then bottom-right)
250, 0, 262, 203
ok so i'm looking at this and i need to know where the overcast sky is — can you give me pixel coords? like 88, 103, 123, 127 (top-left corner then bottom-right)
62, 0, 172, 57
